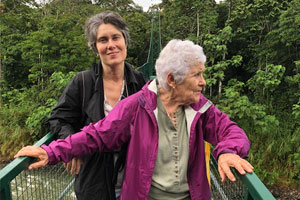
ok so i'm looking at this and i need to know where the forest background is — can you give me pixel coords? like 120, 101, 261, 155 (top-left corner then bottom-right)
0, 0, 299, 196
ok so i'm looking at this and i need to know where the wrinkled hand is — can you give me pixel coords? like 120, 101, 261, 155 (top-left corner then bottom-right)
14, 146, 49, 170
218, 153, 254, 182
64, 157, 83, 175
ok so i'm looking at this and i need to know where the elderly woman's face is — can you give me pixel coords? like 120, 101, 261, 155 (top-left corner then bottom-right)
174, 64, 206, 105
96, 23, 127, 68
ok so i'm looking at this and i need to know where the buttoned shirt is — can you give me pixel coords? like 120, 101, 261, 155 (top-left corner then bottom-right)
148, 95, 190, 199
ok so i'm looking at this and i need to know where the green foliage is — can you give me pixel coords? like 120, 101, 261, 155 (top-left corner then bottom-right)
124, 11, 151, 67
0, 3, 40, 88
286, 61, 300, 127
250, 125, 300, 185
247, 64, 285, 93
247, 64, 286, 109
25, 98, 57, 139
0, 71, 74, 161
292, 98, 300, 124
217, 79, 279, 134
0, 88, 37, 161
217, 79, 300, 186
160, 0, 218, 45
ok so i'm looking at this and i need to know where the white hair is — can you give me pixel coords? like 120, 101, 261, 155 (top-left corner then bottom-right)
155, 39, 206, 90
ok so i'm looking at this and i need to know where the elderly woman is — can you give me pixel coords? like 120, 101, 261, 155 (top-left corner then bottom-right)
16, 39, 253, 200
45, 11, 145, 200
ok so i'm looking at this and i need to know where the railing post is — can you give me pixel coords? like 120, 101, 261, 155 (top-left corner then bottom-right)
0, 184, 12, 200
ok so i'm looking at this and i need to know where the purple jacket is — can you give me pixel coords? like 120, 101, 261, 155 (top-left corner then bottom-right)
42, 80, 250, 200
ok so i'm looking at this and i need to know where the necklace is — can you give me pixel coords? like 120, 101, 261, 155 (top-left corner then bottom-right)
168, 112, 178, 129
121, 76, 129, 99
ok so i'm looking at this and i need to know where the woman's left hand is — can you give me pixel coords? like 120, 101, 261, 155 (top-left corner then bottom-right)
217, 153, 254, 182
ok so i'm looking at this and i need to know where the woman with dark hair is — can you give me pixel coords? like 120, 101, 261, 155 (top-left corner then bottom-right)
45, 11, 145, 200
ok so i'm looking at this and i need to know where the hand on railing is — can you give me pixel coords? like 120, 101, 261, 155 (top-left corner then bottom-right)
64, 157, 83, 175
217, 153, 253, 183
14, 146, 49, 170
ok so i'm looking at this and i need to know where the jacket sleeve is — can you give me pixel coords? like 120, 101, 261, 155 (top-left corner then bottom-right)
203, 104, 250, 160
45, 73, 83, 139
41, 94, 138, 165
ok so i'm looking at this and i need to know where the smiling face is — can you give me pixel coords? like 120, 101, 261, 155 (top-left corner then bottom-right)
96, 23, 127, 68
173, 63, 206, 105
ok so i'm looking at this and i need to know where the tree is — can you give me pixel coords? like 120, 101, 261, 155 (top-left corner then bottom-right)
124, 11, 151, 67
226, 0, 289, 73
247, 64, 285, 112
160, 0, 218, 45
0, 0, 41, 88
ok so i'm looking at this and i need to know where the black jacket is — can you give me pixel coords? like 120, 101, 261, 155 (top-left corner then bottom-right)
46, 62, 146, 200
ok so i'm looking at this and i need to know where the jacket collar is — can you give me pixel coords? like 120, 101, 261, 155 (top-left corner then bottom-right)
124, 62, 139, 85
141, 80, 158, 112
148, 78, 158, 94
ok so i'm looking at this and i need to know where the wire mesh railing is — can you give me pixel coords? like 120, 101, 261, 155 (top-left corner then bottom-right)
9, 163, 75, 200
210, 153, 246, 199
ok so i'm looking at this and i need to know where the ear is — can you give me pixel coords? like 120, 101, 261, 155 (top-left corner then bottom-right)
93, 43, 98, 55
166, 72, 176, 88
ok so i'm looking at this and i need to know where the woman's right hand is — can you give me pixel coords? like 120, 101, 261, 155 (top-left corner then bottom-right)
14, 146, 49, 170
64, 157, 83, 175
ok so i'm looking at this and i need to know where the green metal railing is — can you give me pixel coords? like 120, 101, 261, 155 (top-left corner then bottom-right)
0, 132, 276, 200
0, 133, 75, 200
209, 149, 276, 200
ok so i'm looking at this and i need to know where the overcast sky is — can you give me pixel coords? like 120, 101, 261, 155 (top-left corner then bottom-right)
35, 0, 220, 12
133, 0, 221, 11
133, 0, 162, 11
35, 0, 220, 11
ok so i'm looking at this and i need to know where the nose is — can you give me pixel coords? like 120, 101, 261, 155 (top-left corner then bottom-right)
107, 39, 116, 49
199, 75, 206, 86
